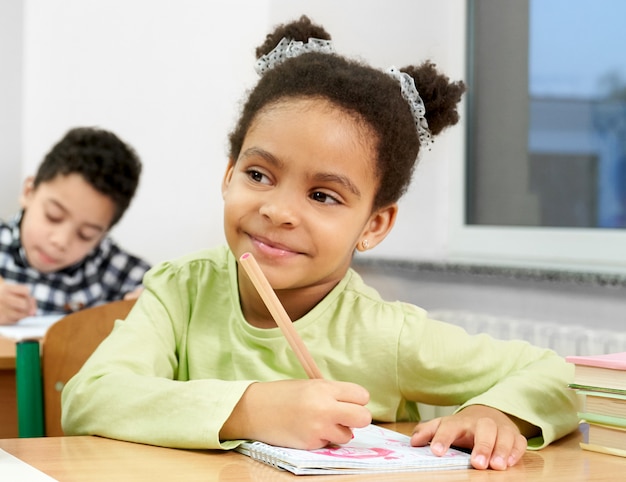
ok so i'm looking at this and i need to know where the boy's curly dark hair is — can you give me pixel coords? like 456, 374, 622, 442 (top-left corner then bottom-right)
229, 15, 466, 210
34, 127, 142, 227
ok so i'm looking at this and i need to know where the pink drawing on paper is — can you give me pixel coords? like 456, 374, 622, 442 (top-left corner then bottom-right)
315, 446, 399, 460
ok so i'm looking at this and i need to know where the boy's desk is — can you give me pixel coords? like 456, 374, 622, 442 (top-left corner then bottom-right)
0, 424, 622, 481
0, 336, 19, 438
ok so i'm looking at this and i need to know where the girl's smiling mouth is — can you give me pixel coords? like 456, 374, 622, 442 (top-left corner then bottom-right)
249, 234, 302, 258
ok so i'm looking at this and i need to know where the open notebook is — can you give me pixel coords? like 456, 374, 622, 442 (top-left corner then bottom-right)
235, 424, 472, 475
0, 315, 63, 341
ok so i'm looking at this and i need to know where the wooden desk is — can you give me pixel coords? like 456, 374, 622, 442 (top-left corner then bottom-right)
0, 336, 18, 438
0, 424, 623, 481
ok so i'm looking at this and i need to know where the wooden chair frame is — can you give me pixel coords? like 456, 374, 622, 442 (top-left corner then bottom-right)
16, 299, 135, 437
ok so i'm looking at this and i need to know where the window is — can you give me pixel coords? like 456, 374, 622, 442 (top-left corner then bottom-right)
453, 0, 626, 273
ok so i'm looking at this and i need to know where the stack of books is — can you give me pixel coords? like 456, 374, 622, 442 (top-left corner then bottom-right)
566, 352, 626, 457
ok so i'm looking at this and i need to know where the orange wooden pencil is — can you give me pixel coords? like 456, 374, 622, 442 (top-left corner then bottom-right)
239, 252, 324, 379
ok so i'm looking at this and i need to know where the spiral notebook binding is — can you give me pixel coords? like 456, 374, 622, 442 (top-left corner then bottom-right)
249, 442, 284, 470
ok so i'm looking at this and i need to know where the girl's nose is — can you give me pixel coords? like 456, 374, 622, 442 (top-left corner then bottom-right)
259, 191, 300, 226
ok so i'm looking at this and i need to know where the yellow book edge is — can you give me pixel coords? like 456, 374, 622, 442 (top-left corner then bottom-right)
580, 442, 626, 458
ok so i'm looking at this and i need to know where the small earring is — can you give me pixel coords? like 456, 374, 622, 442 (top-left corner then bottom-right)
361, 239, 369, 250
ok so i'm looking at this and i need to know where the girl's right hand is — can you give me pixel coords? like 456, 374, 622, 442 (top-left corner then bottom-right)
220, 378, 372, 449
0, 277, 37, 325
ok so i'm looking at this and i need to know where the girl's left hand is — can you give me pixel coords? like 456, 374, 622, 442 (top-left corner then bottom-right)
410, 405, 530, 470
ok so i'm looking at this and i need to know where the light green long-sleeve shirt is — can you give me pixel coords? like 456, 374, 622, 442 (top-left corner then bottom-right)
62, 246, 579, 449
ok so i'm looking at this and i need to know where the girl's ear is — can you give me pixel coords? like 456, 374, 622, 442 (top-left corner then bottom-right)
19, 176, 36, 208
221, 159, 236, 199
356, 203, 398, 252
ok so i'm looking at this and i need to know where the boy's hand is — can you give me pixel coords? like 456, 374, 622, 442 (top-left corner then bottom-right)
221, 379, 372, 449
123, 286, 144, 300
0, 277, 37, 325
410, 405, 532, 470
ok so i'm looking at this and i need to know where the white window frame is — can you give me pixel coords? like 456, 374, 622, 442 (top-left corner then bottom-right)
447, 0, 626, 276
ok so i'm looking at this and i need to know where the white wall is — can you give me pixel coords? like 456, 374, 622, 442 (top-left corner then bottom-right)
0, 0, 23, 219
10, 0, 466, 265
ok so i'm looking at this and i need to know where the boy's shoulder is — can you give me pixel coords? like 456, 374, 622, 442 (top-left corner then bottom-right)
0, 212, 19, 232
0, 218, 9, 239
80, 236, 150, 274
0, 213, 21, 252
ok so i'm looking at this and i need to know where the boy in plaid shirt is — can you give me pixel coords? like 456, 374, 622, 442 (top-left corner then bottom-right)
0, 127, 151, 324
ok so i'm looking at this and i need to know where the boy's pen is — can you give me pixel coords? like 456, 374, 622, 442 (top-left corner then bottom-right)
239, 252, 324, 379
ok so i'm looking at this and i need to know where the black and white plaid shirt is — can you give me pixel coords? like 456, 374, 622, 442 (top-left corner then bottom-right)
0, 211, 151, 315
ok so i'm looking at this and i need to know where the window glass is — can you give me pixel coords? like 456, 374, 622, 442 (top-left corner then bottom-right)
467, 0, 626, 229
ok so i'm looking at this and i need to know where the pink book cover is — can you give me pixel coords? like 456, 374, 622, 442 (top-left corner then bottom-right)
566, 352, 626, 370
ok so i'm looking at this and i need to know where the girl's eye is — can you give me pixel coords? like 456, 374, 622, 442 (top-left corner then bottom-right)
46, 214, 62, 223
311, 191, 340, 205
247, 169, 270, 185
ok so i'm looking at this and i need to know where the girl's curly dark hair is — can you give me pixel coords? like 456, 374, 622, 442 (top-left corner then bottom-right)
229, 15, 465, 210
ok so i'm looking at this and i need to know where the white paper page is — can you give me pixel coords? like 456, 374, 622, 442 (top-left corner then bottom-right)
0, 315, 63, 341
0, 448, 58, 481
237, 424, 471, 474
